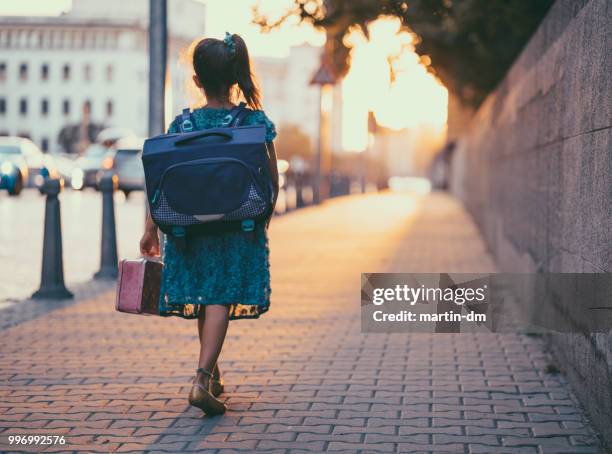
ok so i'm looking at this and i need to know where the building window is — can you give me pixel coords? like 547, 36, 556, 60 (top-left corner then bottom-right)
106, 99, 113, 117
0, 97, 6, 114
41, 63, 49, 81
83, 63, 92, 82
41, 98, 49, 116
41, 137, 49, 152
105, 64, 113, 82
19, 63, 28, 81
0, 62, 6, 81
19, 98, 28, 115
62, 64, 70, 81
62, 99, 70, 115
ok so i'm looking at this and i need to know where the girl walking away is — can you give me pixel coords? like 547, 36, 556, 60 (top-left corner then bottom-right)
139, 33, 279, 415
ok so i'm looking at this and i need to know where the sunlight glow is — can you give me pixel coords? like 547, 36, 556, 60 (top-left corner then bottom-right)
203, 0, 325, 58
342, 17, 448, 151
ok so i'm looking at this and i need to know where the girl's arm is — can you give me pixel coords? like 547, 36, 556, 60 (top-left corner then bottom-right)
140, 211, 160, 256
145, 211, 158, 233
267, 142, 280, 226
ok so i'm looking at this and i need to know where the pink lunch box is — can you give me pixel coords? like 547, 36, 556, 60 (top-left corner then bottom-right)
115, 258, 163, 315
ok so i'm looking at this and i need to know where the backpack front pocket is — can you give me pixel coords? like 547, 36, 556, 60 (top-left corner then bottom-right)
151, 158, 267, 226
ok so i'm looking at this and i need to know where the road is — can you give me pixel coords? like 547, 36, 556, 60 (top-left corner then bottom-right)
0, 189, 144, 303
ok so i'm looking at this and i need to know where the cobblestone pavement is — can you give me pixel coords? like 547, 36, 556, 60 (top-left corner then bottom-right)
0, 192, 603, 453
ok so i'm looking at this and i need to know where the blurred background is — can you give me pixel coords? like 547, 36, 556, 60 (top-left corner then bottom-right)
0, 0, 456, 200
0, 0, 557, 200
0, 0, 562, 306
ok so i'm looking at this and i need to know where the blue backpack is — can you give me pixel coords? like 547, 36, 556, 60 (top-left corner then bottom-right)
142, 103, 273, 240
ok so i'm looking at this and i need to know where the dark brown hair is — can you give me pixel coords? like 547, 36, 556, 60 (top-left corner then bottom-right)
192, 34, 261, 110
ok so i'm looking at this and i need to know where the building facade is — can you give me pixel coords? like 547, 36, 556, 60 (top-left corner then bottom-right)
252, 44, 343, 153
0, 0, 205, 153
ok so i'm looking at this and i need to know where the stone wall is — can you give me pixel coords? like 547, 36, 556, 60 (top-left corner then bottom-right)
449, 0, 612, 447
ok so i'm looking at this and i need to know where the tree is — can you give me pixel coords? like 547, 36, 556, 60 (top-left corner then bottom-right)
254, 0, 554, 106
274, 123, 313, 162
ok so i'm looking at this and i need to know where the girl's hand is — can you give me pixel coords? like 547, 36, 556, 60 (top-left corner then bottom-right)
140, 228, 160, 257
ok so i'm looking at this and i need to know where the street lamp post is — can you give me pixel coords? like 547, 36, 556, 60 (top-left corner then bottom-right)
146, 0, 167, 245
148, 0, 167, 138
310, 56, 337, 205
313, 86, 324, 204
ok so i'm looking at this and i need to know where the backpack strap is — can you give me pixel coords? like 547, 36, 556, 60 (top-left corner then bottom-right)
221, 102, 250, 127
179, 108, 194, 133
171, 226, 187, 251
232, 103, 251, 127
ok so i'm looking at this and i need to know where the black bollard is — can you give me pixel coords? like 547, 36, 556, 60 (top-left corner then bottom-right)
32, 179, 73, 299
94, 172, 119, 279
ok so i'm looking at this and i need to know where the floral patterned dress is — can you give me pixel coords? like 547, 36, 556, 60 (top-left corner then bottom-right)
158, 106, 276, 320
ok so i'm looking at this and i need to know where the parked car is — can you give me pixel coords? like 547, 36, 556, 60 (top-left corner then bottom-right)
96, 137, 145, 197
72, 144, 114, 190
0, 137, 60, 195
112, 147, 145, 198
51, 153, 78, 188
0, 147, 27, 196
71, 129, 137, 191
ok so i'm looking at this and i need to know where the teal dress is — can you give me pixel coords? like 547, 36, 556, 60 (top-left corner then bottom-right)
159, 106, 277, 320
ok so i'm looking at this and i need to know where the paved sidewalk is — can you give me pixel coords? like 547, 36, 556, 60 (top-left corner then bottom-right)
0, 192, 602, 453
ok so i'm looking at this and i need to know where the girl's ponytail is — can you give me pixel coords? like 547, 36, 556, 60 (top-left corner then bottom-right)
231, 34, 262, 110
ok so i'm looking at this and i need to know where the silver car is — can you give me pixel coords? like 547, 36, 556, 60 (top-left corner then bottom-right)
112, 148, 145, 198
0, 137, 60, 195
72, 144, 114, 190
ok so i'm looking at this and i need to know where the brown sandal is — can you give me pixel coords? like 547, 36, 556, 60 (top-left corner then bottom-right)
188, 368, 227, 415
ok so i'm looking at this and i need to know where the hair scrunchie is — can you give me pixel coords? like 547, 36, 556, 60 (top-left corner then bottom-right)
223, 32, 236, 57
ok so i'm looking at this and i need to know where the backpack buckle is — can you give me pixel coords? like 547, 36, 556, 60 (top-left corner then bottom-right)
241, 219, 255, 232
221, 114, 233, 127
172, 226, 187, 251
180, 108, 194, 132
172, 226, 186, 237
181, 118, 193, 132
